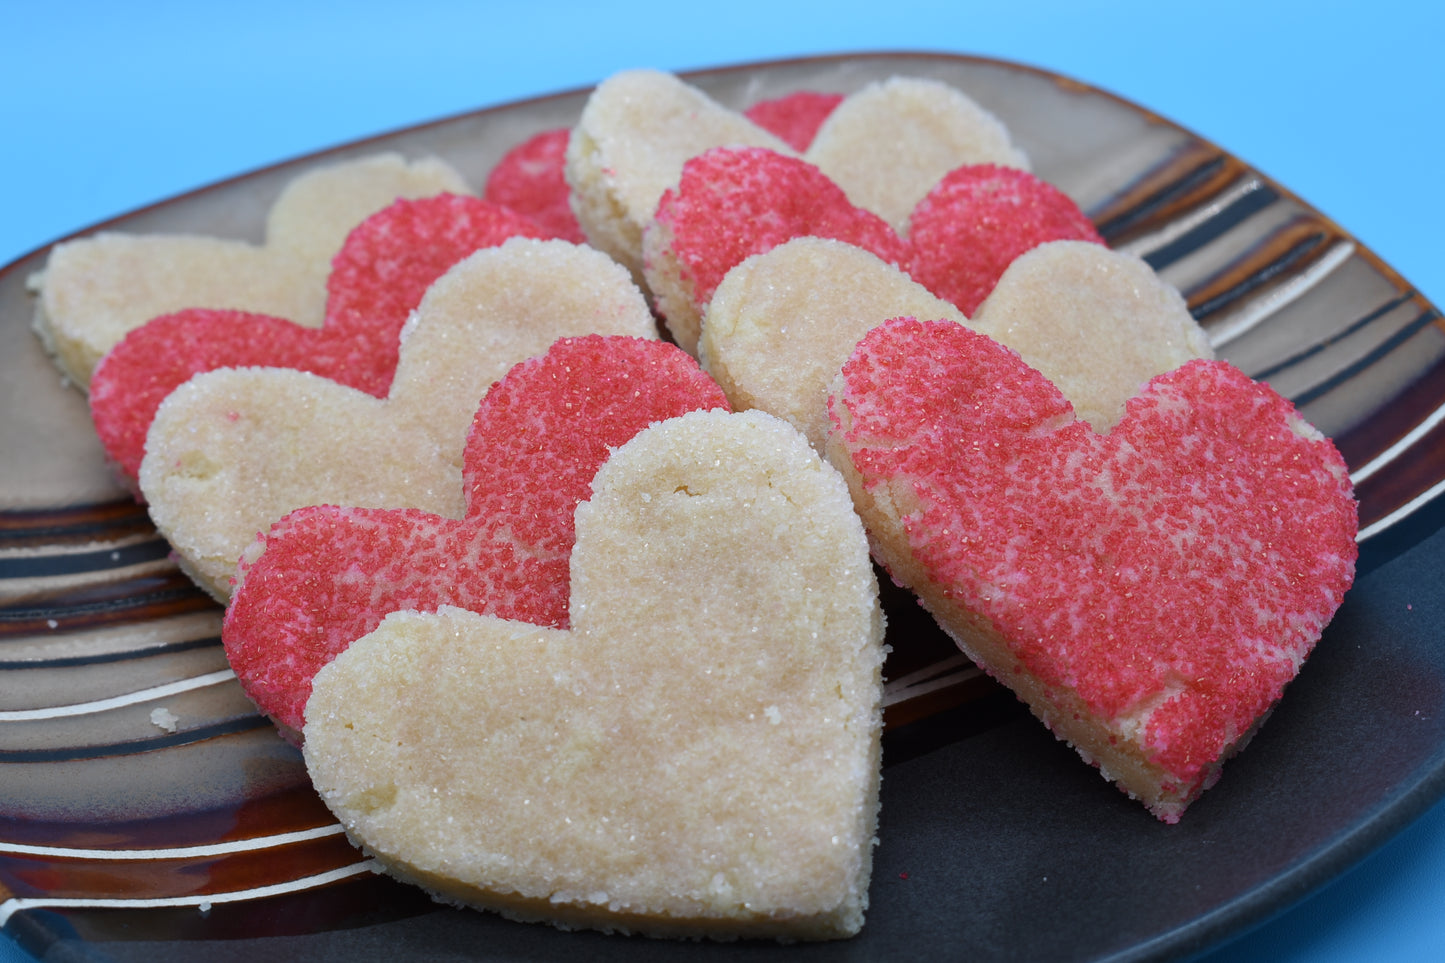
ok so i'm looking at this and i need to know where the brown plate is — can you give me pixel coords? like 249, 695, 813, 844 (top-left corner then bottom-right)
3, 51, 1444, 962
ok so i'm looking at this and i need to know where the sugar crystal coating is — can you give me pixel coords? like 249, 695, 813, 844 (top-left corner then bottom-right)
34, 153, 471, 388
645, 147, 1104, 358
566, 69, 791, 278
827, 318, 1357, 820
646, 148, 909, 354
908, 164, 1105, 315
567, 69, 1026, 281
141, 238, 659, 601
701, 238, 955, 451
806, 77, 1029, 233
700, 236, 1208, 457
303, 409, 884, 940
224, 336, 727, 738
90, 194, 551, 484
969, 240, 1211, 432
483, 128, 586, 242
743, 91, 845, 150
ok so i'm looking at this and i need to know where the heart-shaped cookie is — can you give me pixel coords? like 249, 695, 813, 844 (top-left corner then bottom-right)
826, 318, 1358, 821
303, 408, 885, 940
140, 238, 659, 601
483, 129, 586, 242
223, 335, 729, 739
566, 69, 1026, 279
34, 152, 472, 388
701, 237, 1207, 452
645, 148, 1101, 353
90, 194, 552, 484
483, 89, 848, 245
743, 91, 845, 150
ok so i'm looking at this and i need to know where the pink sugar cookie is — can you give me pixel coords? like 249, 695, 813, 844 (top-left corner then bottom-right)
909, 164, 1104, 315
479, 96, 847, 246
645, 147, 910, 354
744, 91, 845, 151
827, 318, 1358, 821
643, 149, 1099, 353
569, 70, 1026, 281
483, 129, 586, 243
89, 194, 552, 485
223, 335, 729, 740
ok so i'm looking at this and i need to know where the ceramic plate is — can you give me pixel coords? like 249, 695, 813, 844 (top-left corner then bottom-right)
3, 52, 1444, 963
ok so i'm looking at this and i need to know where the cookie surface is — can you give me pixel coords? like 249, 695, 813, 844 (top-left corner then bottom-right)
304, 409, 885, 940
483, 128, 586, 242
644, 148, 910, 354
743, 91, 844, 150
806, 77, 1029, 233
566, 69, 790, 278
645, 150, 1099, 354
90, 194, 551, 484
34, 153, 470, 388
566, 70, 1025, 280
223, 336, 728, 739
489, 89, 852, 249
140, 238, 658, 600
908, 164, 1105, 316
826, 318, 1358, 821
701, 237, 1207, 452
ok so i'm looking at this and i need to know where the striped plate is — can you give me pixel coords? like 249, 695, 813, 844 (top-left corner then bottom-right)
2, 51, 1443, 963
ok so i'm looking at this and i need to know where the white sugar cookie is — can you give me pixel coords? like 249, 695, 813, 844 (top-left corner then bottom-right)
566, 69, 1025, 280
304, 408, 885, 940
140, 238, 658, 600
700, 237, 1209, 451
33, 153, 471, 388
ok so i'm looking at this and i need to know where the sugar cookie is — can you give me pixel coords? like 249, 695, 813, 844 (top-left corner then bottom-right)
646, 150, 1098, 353
33, 153, 470, 388
140, 238, 658, 600
483, 128, 586, 242
223, 335, 728, 740
304, 408, 885, 939
700, 237, 1206, 452
566, 70, 1026, 279
90, 194, 551, 484
826, 318, 1357, 821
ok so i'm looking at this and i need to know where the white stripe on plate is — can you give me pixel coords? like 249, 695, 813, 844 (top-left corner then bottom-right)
1206, 240, 1356, 349
0, 669, 236, 722
0, 859, 379, 927
1357, 477, 1445, 543
1350, 401, 1445, 487
0, 823, 345, 860
882, 654, 980, 708
1114, 178, 1267, 261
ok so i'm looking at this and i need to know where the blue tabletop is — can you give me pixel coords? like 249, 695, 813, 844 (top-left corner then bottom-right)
3, 2, 1443, 961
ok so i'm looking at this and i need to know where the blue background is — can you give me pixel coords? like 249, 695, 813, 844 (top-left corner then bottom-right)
3, 2, 1442, 960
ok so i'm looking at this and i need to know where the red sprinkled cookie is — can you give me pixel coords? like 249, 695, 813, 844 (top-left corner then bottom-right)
645, 147, 911, 352
908, 164, 1105, 315
223, 335, 728, 740
568, 70, 1026, 278
479, 92, 849, 249
700, 237, 1208, 456
644, 148, 1101, 353
89, 194, 553, 484
139, 237, 659, 601
483, 129, 587, 242
826, 318, 1358, 821
35, 153, 473, 389
744, 91, 845, 150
